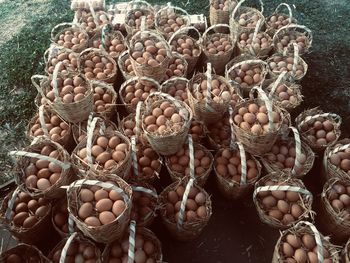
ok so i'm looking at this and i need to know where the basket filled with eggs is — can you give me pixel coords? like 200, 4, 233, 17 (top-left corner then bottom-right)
51, 22, 89, 53
141, 92, 193, 155
74, 8, 110, 37
10, 137, 75, 199
265, 3, 297, 36
51, 198, 71, 238
201, 24, 235, 75
215, 141, 262, 199
0, 243, 49, 263
160, 77, 189, 104
67, 178, 132, 243
44, 45, 78, 75
317, 176, 350, 243
124, 0, 155, 35
165, 135, 213, 187
253, 172, 314, 229
49, 232, 101, 263
90, 80, 117, 119
260, 126, 315, 179
271, 221, 340, 263
117, 50, 136, 81
168, 26, 202, 74
209, 0, 237, 26
102, 221, 163, 262
188, 63, 239, 125
0, 188, 52, 244
323, 139, 350, 180
31, 65, 94, 123
77, 47, 117, 83
72, 117, 131, 180
159, 177, 212, 241
128, 29, 172, 82
163, 52, 188, 81
295, 107, 342, 153
27, 105, 73, 149
231, 87, 284, 155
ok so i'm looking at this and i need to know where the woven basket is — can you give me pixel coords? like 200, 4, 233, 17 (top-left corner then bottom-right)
160, 77, 189, 104
141, 92, 193, 156
265, 3, 297, 36
124, 0, 155, 35
273, 24, 313, 56
164, 52, 188, 80
71, 117, 131, 180
78, 47, 118, 83
225, 54, 268, 96
51, 198, 70, 238
295, 107, 342, 153
214, 142, 262, 200
0, 187, 52, 244
231, 87, 284, 155
44, 45, 78, 75
67, 179, 132, 243
343, 238, 350, 263
129, 30, 172, 82
168, 26, 202, 75
0, 243, 49, 263
272, 221, 340, 263
209, 0, 237, 26
206, 113, 231, 150
91, 80, 117, 119
201, 24, 235, 75
188, 63, 237, 125
165, 137, 213, 187
155, 4, 191, 40
48, 232, 102, 262
51, 22, 89, 53
260, 126, 315, 179
119, 76, 161, 113
317, 177, 350, 243
102, 222, 162, 262
229, 0, 265, 38
253, 172, 314, 229
31, 67, 94, 124
323, 139, 350, 181
74, 9, 110, 38
27, 105, 73, 149
117, 50, 136, 81
10, 137, 75, 199
159, 177, 212, 241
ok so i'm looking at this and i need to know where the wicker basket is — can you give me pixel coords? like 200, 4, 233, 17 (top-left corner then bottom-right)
323, 139, 350, 181
10, 137, 75, 199
206, 112, 231, 150
71, 117, 131, 180
102, 222, 162, 262
159, 177, 212, 241
273, 24, 313, 55
260, 126, 315, 179
168, 26, 202, 75
27, 105, 73, 149
343, 238, 350, 263
141, 92, 193, 156
78, 47, 118, 83
119, 76, 161, 113
90, 80, 117, 119
44, 45, 78, 75
160, 77, 189, 104
51, 198, 71, 238
67, 179, 132, 243
51, 22, 89, 53
0, 187, 52, 244
209, 0, 237, 27
317, 177, 350, 243
31, 67, 94, 124
201, 24, 235, 75
231, 87, 284, 155
295, 107, 342, 153
164, 52, 188, 80
272, 221, 340, 263
74, 9, 110, 38
265, 3, 297, 36
0, 243, 49, 263
124, 0, 155, 35
48, 232, 102, 262
188, 63, 237, 125
253, 172, 314, 229
117, 50, 136, 81
214, 141, 262, 199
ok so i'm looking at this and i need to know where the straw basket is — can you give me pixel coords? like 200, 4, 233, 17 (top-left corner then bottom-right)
74, 9, 110, 38
253, 172, 313, 229
117, 50, 136, 81
160, 77, 189, 104
164, 52, 188, 80
209, 0, 237, 26
51, 198, 70, 238
67, 179, 132, 243
90, 80, 117, 119
0, 243, 49, 263
124, 0, 155, 35
343, 238, 350, 263
44, 45, 78, 75
266, 3, 297, 36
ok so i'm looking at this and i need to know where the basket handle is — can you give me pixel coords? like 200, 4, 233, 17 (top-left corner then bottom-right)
230, 141, 248, 185
5, 187, 21, 221
131, 185, 158, 198
249, 87, 274, 132
52, 62, 64, 103
274, 24, 313, 50
202, 23, 230, 40
269, 71, 287, 98
205, 63, 214, 111
38, 105, 50, 137
168, 26, 201, 44
254, 185, 312, 199
228, 105, 236, 144
177, 177, 195, 229
135, 101, 143, 139
51, 22, 76, 40
299, 112, 342, 129
131, 136, 139, 177
59, 232, 78, 263
289, 126, 303, 176
86, 116, 105, 165
127, 220, 137, 263
101, 24, 111, 50
274, 3, 293, 21
31, 75, 48, 95
232, 0, 264, 19
295, 221, 324, 263
329, 143, 350, 158
88, 1, 100, 26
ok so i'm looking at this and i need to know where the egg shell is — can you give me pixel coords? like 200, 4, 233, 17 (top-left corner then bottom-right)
286, 234, 302, 248
96, 198, 113, 212
99, 211, 116, 225
23, 215, 38, 228
84, 216, 101, 226
282, 242, 294, 257
80, 189, 94, 202
112, 200, 126, 217
95, 189, 109, 201
294, 248, 307, 263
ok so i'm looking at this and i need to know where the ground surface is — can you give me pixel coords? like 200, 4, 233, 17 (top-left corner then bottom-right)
0, 0, 349, 262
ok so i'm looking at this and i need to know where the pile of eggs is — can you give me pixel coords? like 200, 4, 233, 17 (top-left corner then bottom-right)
275, 32, 309, 54
73, 119, 116, 143
156, 8, 187, 37
236, 11, 260, 28
121, 80, 158, 108
165, 56, 187, 79
207, 115, 231, 147
161, 80, 188, 103
55, 30, 88, 51
192, 77, 232, 103
24, 145, 64, 191
130, 144, 161, 178
131, 38, 167, 67
91, 35, 125, 58
233, 103, 281, 135
76, 10, 109, 34
326, 182, 350, 219
9, 192, 50, 229
92, 85, 114, 113
77, 185, 126, 226
51, 240, 99, 263
169, 36, 200, 62
47, 51, 78, 75
238, 32, 271, 51
121, 52, 136, 76
53, 201, 69, 234
189, 120, 205, 142
329, 145, 350, 175
211, 0, 233, 11
267, 14, 292, 30
81, 54, 115, 80
228, 62, 264, 89
269, 83, 299, 107
215, 148, 259, 183
204, 34, 232, 55
268, 54, 305, 78
126, 9, 155, 30
164, 185, 208, 222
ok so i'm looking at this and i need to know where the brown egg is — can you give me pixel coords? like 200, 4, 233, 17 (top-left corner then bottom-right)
302, 234, 316, 250
96, 198, 113, 212
268, 210, 283, 220
35, 205, 50, 217
112, 200, 126, 217
85, 216, 101, 227
37, 178, 51, 190
13, 212, 29, 226
196, 206, 207, 218
92, 144, 105, 157
80, 189, 94, 202
262, 196, 277, 208
23, 216, 38, 228
291, 204, 303, 218
286, 234, 302, 248
282, 242, 294, 257
294, 248, 307, 263
99, 211, 116, 225
277, 200, 289, 214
